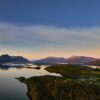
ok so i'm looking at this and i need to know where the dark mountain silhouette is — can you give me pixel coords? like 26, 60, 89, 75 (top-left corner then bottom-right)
33, 57, 67, 64
0, 54, 12, 63
12, 56, 29, 63
66, 56, 98, 64
0, 54, 29, 63
33, 56, 99, 65
87, 59, 100, 66
0, 54, 99, 65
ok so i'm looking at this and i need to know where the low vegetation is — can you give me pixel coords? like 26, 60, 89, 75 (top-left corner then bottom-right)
17, 64, 100, 100
45, 64, 100, 80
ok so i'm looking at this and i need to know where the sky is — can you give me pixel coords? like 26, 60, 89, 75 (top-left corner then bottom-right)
0, 0, 100, 59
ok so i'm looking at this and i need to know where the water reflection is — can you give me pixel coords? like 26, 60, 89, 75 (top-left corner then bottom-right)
0, 63, 99, 100
0, 64, 24, 70
0, 64, 62, 100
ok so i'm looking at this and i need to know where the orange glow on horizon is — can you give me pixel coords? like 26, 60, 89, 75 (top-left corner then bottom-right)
0, 48, 100, 60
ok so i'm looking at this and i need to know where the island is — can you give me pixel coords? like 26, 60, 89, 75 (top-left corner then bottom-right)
25, 66, 41, 70
16, 64, 100, 100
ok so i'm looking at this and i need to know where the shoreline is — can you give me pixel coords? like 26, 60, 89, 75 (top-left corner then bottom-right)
16, 64, 100, 100
16, 77, 32, 100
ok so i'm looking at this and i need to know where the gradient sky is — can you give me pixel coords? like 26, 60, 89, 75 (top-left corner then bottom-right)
0, 0, 100, 59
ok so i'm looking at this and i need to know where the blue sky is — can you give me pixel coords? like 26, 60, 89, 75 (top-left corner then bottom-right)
0, 0, 100, 27
0, 0, 100, 59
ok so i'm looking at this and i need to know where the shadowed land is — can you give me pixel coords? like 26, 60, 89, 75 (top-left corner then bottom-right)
17, 64, 100, 100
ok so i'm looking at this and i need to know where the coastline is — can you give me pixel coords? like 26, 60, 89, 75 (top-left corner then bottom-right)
16, 77, 32, 100
16, 64, 100, 100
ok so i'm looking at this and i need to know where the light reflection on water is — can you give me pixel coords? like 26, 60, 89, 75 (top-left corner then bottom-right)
88, 65, 100, 69
0, 67, 29, 100
0, 64, 61, 100
0, 64, 98, 100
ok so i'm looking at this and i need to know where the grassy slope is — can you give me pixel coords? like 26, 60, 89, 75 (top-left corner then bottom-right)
17, 64, 100, 100
45, 64, 100, 80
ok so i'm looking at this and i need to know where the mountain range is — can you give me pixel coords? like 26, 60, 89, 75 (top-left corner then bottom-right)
0, 54, 29, 63
33, 56, 100, 65
33, 57, 67, 64
66, 56, 98, 64
87, 59, 100, 66
0, 54, 100, 65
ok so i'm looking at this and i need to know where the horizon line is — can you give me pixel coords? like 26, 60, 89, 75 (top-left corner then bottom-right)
0, 53, 100, 60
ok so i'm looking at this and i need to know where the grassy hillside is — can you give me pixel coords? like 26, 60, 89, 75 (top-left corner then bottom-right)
17, 64, 100, 100
45, 64, 100, 80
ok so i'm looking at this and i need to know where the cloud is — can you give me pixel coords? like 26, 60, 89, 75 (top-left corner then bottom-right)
0, 23, 100, 50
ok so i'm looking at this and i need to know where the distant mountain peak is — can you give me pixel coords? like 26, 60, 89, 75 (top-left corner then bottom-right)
1, 54, 11, 57
69, 55, 95, 59
87, 59, 100, 66
33, 57, 67, 64
33, 56, 99, 65
0, 54, 29, 63
67, 56, 99, 64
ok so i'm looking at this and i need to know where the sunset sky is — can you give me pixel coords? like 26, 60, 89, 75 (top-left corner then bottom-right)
0, 0, 100, 59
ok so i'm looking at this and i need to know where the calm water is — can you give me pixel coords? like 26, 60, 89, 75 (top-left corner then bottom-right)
0, 64, 61, 100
